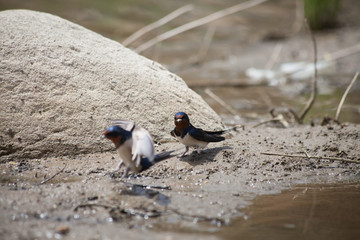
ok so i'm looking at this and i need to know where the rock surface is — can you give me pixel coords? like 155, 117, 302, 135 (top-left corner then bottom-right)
0, 10, 223, 161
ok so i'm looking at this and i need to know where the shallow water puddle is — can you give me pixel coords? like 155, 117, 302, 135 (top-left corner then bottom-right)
219, 182, 360, 240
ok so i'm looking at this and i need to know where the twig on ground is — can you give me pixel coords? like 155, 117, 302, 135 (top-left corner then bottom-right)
264, 43, 283, 70
299, 19, 318, 123
74, 203, 161, 218
204, 88, 239, 117
114, 179, 172, 190
196, 26, 216, 65
270, 107, 302, 124
74, 203, 115, 212
252, 114, 289, 128
261, 152, 360, 164
135, 0, 268, 53
39, 164, 67, 185
269, 107, 300, 124
126, 182, 172, 190
168, 207, 225, 225
287, 108, 302, 124
122, 4, 193, 47
335, 72, 359, 121
302, 149, 311, 159
292, 0, 304, 34
323, 43, 360, 62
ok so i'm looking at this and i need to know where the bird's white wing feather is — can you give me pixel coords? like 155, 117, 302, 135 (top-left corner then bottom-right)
111, 120, 135, 132
132, 128, 155, 167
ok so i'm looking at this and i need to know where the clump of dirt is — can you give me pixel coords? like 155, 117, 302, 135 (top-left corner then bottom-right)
0, 123, 359, 239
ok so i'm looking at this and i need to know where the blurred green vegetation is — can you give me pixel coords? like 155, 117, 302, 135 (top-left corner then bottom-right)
304, 0, 340, 30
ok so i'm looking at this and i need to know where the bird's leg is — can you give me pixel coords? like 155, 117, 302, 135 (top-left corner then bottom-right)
180, 146, 189, 157
135, 155, 141, 168
107, 160, 123, 178
196, 146, 202, 154
114, 160, 124, 172
122, 167, 130, 178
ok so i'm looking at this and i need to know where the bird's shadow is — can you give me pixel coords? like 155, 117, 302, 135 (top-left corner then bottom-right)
178, 146, 231, 166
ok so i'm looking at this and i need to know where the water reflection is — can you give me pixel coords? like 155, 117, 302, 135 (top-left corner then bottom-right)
219, 183, 360, 240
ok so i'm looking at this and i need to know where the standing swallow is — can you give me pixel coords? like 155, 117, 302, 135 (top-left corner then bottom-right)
170, 112, 229, 157
104, 120, 172, 178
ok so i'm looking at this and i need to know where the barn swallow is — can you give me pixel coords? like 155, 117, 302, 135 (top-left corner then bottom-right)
104, 120, 172, 178
170, 112, 230, 157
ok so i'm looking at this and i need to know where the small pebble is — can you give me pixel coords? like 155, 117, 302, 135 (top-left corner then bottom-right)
55, 225, 70, 235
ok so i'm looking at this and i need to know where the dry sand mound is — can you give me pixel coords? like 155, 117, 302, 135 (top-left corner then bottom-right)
0, 10, 223, 162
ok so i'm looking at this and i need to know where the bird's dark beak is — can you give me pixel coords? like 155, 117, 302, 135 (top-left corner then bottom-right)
104, 130, 110, 138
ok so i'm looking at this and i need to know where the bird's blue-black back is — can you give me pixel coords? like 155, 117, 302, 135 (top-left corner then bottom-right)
188, 125, 225, 142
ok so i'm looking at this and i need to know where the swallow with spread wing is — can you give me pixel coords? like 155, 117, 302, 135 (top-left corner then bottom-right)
104, 120, 172, 177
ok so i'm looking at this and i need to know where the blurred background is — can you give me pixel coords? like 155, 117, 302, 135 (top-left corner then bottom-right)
1, 0, 359, 124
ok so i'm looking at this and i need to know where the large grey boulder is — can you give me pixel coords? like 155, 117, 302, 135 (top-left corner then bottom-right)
0, 10, 223, 161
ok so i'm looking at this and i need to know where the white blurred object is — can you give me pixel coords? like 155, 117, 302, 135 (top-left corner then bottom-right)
245, 60, 336, 86
280, 61, 336, 81
245, 68, 286, 86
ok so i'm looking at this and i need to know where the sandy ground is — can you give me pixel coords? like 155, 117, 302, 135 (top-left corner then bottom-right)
1, 123, 359, 239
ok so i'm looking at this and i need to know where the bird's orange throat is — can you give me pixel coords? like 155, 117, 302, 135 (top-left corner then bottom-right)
107, 136, 122, 149
174, 120, 189, 132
